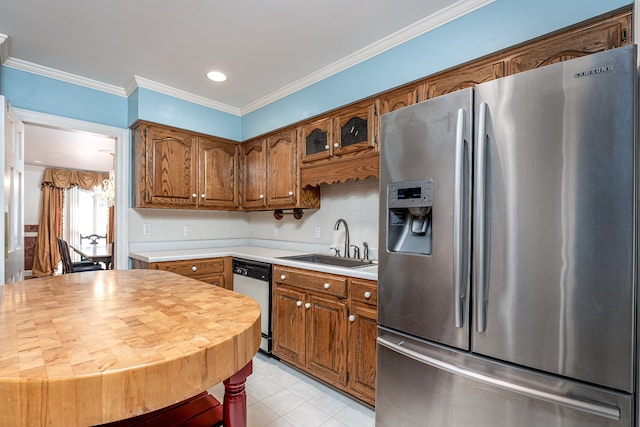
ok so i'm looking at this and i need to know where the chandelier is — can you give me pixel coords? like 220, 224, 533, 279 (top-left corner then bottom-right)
94, 170, 115, 207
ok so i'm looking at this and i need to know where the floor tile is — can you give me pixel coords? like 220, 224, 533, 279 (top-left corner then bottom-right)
282, 402, 332, 427
261, 389, 306, 416
207, 352, 375, 427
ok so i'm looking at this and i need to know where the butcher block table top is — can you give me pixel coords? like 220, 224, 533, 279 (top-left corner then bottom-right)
0, 269, 261, 427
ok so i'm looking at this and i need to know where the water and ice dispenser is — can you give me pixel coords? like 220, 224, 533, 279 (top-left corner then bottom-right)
386, 179, 433, 255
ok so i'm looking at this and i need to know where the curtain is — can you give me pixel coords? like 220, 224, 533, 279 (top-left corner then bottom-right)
108, 205, 115, 243
31, 168, 108, 277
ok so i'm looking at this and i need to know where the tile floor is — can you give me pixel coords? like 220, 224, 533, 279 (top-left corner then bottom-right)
208, 352, 375, 427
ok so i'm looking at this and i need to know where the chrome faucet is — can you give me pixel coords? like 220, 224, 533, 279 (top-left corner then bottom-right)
334, 218, 350, 258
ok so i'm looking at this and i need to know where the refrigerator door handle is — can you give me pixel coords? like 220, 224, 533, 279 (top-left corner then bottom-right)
377, 336, 622, 421
453, 108, 467, 328
475, 102, 488, 333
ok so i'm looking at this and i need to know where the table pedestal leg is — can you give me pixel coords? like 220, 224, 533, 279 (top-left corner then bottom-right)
223, 361, 253, 427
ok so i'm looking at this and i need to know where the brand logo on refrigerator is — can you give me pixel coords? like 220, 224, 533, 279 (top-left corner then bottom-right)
575, 65, 613, 78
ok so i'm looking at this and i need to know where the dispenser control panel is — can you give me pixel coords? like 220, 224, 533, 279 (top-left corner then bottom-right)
388, 179, 433, 208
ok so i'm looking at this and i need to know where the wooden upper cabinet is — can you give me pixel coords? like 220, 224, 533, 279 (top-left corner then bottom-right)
134, 122, 198, 208
199, 137, 239, 209
299, 99, 380, 187
266, 129, 297, 207
332, 99, 378, 157
300, 116, 333, 164
379, 83, 426, 115
242, 131, 320, 211
426, 59, 506, 99
507, 10, 631, 75
132, 121, 239, 210
241, 139, 267, 209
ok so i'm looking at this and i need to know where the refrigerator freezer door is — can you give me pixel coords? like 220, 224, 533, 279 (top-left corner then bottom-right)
473, 45, 636, 392
379, 88, 472, 350
376, 328, 633, 427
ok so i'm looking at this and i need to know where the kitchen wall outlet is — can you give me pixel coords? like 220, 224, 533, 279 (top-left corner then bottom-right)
143, 223, 151, 235
273, 224, 278, 237
183, 225, 191, 237
314, 226, 321, 238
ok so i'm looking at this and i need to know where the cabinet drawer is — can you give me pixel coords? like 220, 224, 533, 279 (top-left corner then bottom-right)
153, 258, 225, 278
274, 265, 347, 297
350, 279, 377, 306
196, 274, 226, 287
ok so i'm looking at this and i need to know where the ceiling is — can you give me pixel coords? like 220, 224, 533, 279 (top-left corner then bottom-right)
24, 125, 115, 172
1, 0, 473, 169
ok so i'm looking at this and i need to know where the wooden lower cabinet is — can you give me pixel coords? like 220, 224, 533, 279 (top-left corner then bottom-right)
347, 278, 378, 406
272, 265, 376, 406
131, 257, 233, 290
306, 293, 348, 385
272, 266, 348, 387
272, 285, 307, 365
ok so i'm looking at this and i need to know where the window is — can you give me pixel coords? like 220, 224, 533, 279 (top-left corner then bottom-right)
62, 186, 108, 261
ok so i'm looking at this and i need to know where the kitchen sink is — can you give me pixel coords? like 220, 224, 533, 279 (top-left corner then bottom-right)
277, 254, 377, 268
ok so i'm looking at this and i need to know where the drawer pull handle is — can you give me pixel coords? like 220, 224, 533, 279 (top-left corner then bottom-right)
259, 194, 264, 199
364, 291, 372, 299
324, 144, 329, 150
192, 266, 198, 272
333, 142, 339, 148
280, 274, 286, 281
349, 315, 356, 322
296, 301, 303, 307
192, 193, 197, 198
289, 191, 294, 196
201, 193, 206, 199
323, 283, 330, 289
305, 303, 311, 309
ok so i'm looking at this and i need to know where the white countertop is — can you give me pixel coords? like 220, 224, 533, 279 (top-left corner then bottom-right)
129, 245, 378, 281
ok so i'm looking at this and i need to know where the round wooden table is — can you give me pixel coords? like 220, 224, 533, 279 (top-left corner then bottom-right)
0, 270, 261, 427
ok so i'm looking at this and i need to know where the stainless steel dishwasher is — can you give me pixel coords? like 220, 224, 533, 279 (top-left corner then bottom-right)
232, 258, 272, 354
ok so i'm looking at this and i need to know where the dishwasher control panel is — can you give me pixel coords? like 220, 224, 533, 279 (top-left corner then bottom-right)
232, 258, 271, 281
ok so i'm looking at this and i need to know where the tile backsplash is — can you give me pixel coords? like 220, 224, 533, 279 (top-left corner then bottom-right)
128, 178, 380, 257
248, 178, 379, 256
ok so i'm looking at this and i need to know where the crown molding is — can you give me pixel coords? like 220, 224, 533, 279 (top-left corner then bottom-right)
128, 75, 241, 116
3, 57, 127, 97
0, 33, 10, 64
240, 0, 494, 114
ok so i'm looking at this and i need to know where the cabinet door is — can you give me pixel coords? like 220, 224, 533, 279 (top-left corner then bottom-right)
144, 125, 198, 207
426, 59, 505, 99
306, 294, 348, 386
300, 116, 332, 163
199, 137, 239, 209
507, 11, 631, 75
348, 303, 377, 406
242, 139, 267, 209
333, 99, 378, 157
266, 130, 297, 207
379, 84, 426, 115
273, 285, 306, 366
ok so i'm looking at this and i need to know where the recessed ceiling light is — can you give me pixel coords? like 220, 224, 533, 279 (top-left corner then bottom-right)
206, 71, 227, 82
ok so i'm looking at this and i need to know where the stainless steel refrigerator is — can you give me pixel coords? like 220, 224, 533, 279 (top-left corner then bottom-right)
376, 45, 637, 427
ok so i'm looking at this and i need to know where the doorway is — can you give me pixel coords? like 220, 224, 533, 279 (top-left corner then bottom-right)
17, 109, 129, 273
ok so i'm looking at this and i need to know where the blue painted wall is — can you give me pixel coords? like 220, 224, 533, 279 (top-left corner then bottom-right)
134, 88, 241, 141
0, 0, 631, 140
241, 0, 632, 139
0, 66, 128, 128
